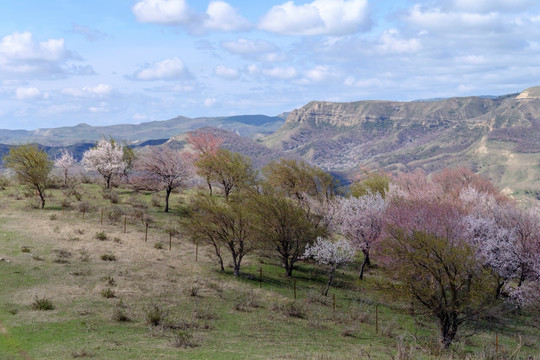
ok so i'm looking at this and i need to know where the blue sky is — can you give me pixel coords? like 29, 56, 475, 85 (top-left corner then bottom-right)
1, 0, 540, 130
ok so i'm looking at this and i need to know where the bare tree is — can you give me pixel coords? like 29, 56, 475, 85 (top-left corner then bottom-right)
136, 146, 192, 212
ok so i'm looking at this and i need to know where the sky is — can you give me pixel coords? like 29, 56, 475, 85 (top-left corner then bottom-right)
1, 0, 540, 130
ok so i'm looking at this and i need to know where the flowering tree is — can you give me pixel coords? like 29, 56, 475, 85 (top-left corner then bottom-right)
54, 149, 76, 186
331, 193, 387, 279
135, 146, 192, 212
304, 237, 355, 296
383, 199, 494, 349
82, 139, 126, 189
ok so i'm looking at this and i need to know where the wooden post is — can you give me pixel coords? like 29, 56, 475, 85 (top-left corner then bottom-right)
100, 209, 103, 225
82, 209, 85, 220
333, 293, 336, 312
169, 232, 172, 251
195, 241, 198, 262
294, 278, 297, 300
495, 333, 499, 354
123, 216, 127, 233
145, 223, 148, 242
375, 305, 379, 334
259, 267, 262, 288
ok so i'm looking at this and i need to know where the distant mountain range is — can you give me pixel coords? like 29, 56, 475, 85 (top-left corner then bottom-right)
0, 114, 286, 146
1, 87, 540, 202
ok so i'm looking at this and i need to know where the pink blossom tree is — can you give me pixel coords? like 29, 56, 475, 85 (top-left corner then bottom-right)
135, 146, 192, 212
82, 139, 126, 189
330, 193, 387, 279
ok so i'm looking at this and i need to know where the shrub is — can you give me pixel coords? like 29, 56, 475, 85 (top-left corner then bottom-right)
71, 348, 95, 358
78, 248, 90, 262
61, 198, 72, 210
151, 194, 161, 207
272, 300, 306, 319
101, 288, 116, 298
192, 306, 218, 320
20, 245, 31, 253
100, 253, 116, 261
102, 189, 119, 204
95, 231, 108, 241
103, 276, 116, 286
107, 205, 124, 223
112, 299, 131, 322
26, 197, 42, 209
78, 201, 91, 213
49, 214, 58, 220
153, 241, 164, 250
144, 304, 167, 327
53, 248, 72, 264
170, 330, 198, 348
32, 296, 54, 311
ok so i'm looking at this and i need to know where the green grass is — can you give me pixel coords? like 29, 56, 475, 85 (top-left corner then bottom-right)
0, 183, 538, 359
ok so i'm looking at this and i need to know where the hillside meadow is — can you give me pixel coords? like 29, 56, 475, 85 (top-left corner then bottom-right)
0, 182, 538, 360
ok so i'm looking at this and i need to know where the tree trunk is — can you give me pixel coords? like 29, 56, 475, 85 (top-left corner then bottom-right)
164, 188, 171, 212
283, 256, 294, 277
106, 176, 111, 189
323, 269, 335, 296
439, 315, 459, 349
359, 250, 370, 280
207, 177, 212, 196
36, 185, 45, 209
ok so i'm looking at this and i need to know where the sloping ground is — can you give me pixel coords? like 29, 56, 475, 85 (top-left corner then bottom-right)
264, 88, 540, 200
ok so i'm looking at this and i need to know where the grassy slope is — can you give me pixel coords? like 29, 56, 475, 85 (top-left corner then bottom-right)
0, 184, 538, 359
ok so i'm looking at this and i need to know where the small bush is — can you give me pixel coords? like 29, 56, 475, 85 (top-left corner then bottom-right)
75, 228, 85, 235
144, 304, 167, 327
32, 296, 54, 311
170, 330, 198, 348
101, 288, 116, 298
78, 201, 91, 213
61, 198, 72, 210
26, 197, 42, 209
49, 214, 58, 220
71, 348, 95, 358
102, 189, 119, 204
112, 300, 131, 322
95, 231, 108, 241
53, 248, 72, 264
153, 241, 164, 250
272, 300, 306, 319
151, 194, 161, 207
32, 255, 44, 261
113, 237, 122, 243
233, 291, 261, 311
192, 306, 218, 320
100, 253, 116, 261
20, 245, 31, 253
107, 206, 124, 223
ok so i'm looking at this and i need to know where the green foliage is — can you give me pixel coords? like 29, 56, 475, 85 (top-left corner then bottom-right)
31, 296, 54, 311
144, 304, 168, 327
195, 149, 256, 200
350, 171, 389, 198
95, 231, 108, 241
249, 192, 324, 277
100, 253, 116, 261
101, 288, 116, 298
262, 159, 336, 201
3, 144, 53, 208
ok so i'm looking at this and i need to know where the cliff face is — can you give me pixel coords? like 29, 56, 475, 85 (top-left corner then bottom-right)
265, 88, 540, 202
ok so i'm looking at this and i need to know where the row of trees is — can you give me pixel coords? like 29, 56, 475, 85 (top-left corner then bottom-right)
2, 137, 540, 349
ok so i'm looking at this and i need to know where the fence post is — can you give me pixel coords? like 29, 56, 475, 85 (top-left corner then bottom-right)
145, 223, 148, 242
195, 241, 198, 262
495, 333, 499, 354
169, 232, 172, 251
375, 305, 379, 334
123, 216, 127, 233
100, 209, 103, 225
259, 267, 262, 288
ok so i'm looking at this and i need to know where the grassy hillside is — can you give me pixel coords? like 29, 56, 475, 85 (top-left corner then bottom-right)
0, 183, 538, 359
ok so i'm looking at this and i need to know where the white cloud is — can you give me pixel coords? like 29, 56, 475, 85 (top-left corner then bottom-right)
15, 87, 41, 100
214, 65, 240, 80
132, 0, 193, 25
376, 29, 421, 54
89, 101, 109, 113
263, 66, 298, 79
71, 24, 108, 41
204, 98, 217, 107
449, 0, 536, 13
405, 5, 501, 32
61, 84, 112, 97
132, 57, 190, 81
133, 113, 149, 121
221, 38, 286, 62
259, 0, 370, 36
204, 1, 251, 32
303, 65, 332, 83
0, 31, 77, 76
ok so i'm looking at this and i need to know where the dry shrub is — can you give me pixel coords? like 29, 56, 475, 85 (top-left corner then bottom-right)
32, 296, 54, 311
144, 304, 168, 327
107, 205, 124, 223
272, 300, 306, 319
112, 299, 131, 322
169, 330, 198, 348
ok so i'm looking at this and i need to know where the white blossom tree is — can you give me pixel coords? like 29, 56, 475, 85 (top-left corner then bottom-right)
304, 237, 355, 296
135, 146, 192, 212
330, 193, 387, 279
54, 149, 76, 186
82, 139, 126, 189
